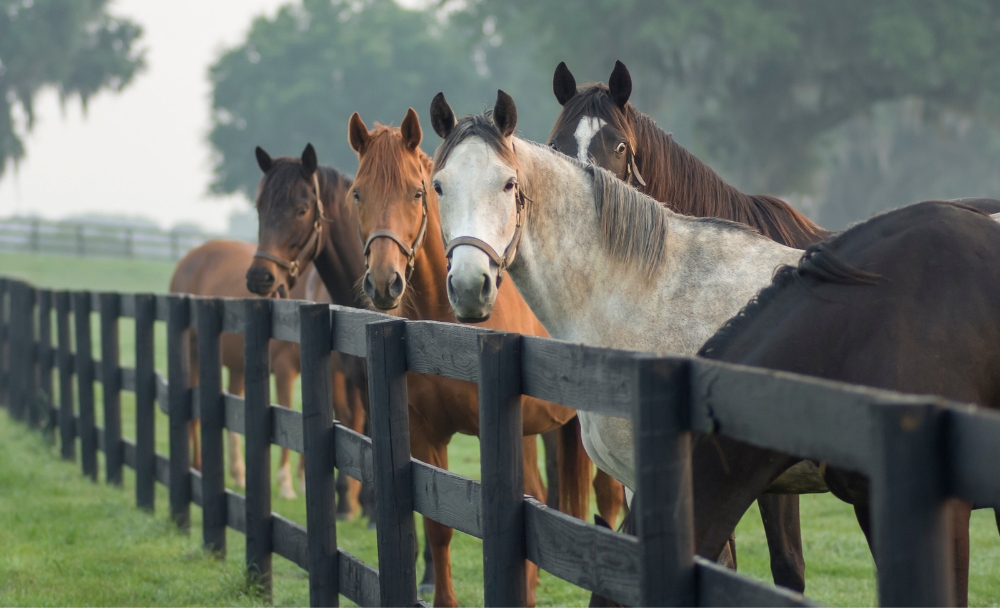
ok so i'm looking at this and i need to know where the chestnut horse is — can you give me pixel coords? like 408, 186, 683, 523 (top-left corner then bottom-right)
347, 109, 607, 607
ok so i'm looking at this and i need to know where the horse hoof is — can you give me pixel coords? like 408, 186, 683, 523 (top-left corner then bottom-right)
279, 486, 297, 500
418, 583, 435, 597
336, 511, 355, 522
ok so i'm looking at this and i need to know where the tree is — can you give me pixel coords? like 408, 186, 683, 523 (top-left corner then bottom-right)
209, 0, 495, 199
0, 0, 145, 179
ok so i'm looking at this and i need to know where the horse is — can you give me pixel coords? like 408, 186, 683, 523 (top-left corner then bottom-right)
243, 145, 370, 517
694, 201, 1000, 606
346, 108, 612, 606
169, 239, 305, 500
547, 60, 1000, 594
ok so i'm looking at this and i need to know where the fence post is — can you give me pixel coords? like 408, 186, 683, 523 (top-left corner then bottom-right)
300, 303, 339, 607
8, 282, 24, 420
73, 291, 97, 481
168, 295, 192, 532
38, 290, 54, 428
22, 285, 38, 426
870, 402, 951, 606
632, 357, 695, 607
367, 319, 417, 607
198, 297, 226, 555
56, 291, 75, 461
100, 293, 123, 485
245, 298, 273, 599
477, 332, 526, 607
135, 294, 156, 510
0, 278, 8, 408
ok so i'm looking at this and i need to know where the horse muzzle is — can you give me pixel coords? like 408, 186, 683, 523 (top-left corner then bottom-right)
446, 255, 498, 323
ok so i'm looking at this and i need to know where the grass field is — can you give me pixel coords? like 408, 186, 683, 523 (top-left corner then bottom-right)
1, 251, 999, 606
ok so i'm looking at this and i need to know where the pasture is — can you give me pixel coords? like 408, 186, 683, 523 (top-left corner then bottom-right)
2, 252, 999, 606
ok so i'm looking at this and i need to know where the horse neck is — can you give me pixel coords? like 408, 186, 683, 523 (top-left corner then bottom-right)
406, 185, 453, 322
314, 171, 367, 308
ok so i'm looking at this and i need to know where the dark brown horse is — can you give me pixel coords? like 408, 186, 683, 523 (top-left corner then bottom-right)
549, 60, 826, 592
244, 144, 370, 518
347, 109, 610, 607
696, 201, 1000, 606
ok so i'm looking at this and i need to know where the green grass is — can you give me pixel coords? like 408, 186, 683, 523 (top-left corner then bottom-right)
3, 252, 1000, 606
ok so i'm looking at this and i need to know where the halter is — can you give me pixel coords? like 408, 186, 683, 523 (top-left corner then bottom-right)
444, 175, 530, 288
359, 179, 429, 282
624, 143, 646, 188
253, 171, 327, 285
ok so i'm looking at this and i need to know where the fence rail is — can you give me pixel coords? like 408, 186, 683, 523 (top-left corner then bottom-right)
1, 275, 998, 606
0, 217, 218, 261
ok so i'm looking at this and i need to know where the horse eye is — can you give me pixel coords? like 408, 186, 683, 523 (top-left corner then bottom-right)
433, 182, 443, 196
414, 189, 423, 200
352, 190, 360, 202
296, 206, 308, 217
616, 142, 627, 155
549, 142, 557, 150
504, 180, 516, 192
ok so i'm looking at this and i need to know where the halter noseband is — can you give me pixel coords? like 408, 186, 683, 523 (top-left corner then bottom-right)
253, 171, 327, 285
444, 176, 530, 288
358, 179, 429, 282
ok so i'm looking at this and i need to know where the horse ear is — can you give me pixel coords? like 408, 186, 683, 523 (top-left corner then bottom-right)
348, 113, 370, 154
492, 89, 517, 139
255, 146, 273, 173
430, 92, 456, 139
301, 143, 318, 177
553, 61, 578, 106
593, 514, 611, 530
400, 108, 423, 151
608, 60, 632, 109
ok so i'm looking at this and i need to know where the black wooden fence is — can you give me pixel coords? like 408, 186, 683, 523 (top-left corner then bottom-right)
1, 275, 999, 607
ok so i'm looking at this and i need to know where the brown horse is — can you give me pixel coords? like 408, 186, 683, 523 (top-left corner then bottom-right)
169, 239, 306, 499
244, 144, 371, 519
347, 108, 615, 607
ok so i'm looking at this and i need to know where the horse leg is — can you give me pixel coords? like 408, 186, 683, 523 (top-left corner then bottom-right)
541, 430, 559, 509
951, 499, 971, 607
227, 366, 245, 489
189, 419, 201, 471
414, 435, 457, 607
347, 380, 367, 519
331, 368, 353, 517
419, 534, 435, 597
593, 469, 624, 529
186, 329, 201, 471
758, 494, 805, 592
274, 365, 296, 499
522, 435, 544, 607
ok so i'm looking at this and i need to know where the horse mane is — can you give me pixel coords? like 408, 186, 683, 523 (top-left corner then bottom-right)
698, 233, 889, 360
255, 157, 350, 213
550, 84, 830, 248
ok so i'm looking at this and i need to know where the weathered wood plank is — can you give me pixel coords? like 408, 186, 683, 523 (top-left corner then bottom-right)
222, 298, 245, 334
633, 357, 695, 606
21, 286, 38, 425
227, 490, 247, 534
100, 293, 123, 485
271, 299, 300, 343
37, 289, 54, 431
74, 291, 97, 481
271, 405, 303, 454
56, 291, 75, 461
695, 557, 816, 607
412, 460, 482, 538
404, 320, 487, 382
135, 294, 157, 510
121, 367, 136, 392
334, 424, 374, 485
224, 393, 245, 435
190, 467, 203, 507
521, 336, 639, 417
948, 407, 1000, 508
478, 332, 526, 607
155, 294, 170, 321
198, 298, 226, 555
330, 306, 384, 357
272, 514, 310, 571
0, 280, 9, 410
119, 294, 136, 318
123, 437, 136, 469
244, 298, 274, 597
300, 303, 338, 606
366, 319, 417, 607
523, 498, 641, 606
156, 452, 170, 487
167, 295, 192, 531
870, 403, 951, 606
89, 292, 101, 314
338, 551, 380, 608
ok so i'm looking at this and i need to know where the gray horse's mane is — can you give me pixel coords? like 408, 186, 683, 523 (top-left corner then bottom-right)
435, 111, 754, 282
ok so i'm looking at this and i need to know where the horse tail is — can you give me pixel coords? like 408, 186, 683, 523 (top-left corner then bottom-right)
557, 415, 592, 519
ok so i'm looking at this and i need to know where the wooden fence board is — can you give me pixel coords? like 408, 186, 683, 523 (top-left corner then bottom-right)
119, 294, 136, 318
524, 498, 641, 606
404, 320, 487, 382
222, 298, 244, 334
155, 295, 170, 322
272, 406, 303, 454
135, 294, 156, 510
272, 514, 310, 571
37, 289, 53, 429
224, 393, 245, 435
271, 299, 300, 343
334, 424, 374, 485
56, 291, 75, 461
0, 279, 7, 409
695, 557, 816, 607
123, 437, 136, 469
190, 468, 203, 507
412, 461, 483, 538
244, 298, 274, 598
948, 407, 1000, 508
73, 291, 97, 481
338, 551, 380, 608
197, 298, 226, 555
167, 295, 192, 531
227, 490, 248, 534
100, 293, 123, 485
330, 307, 384, 357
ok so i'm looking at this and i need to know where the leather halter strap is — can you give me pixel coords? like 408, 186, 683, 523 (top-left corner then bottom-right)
253, 172, 326, 284
359, 179, 429, 282
625, 145, 646, 188
444, 177, 529, 288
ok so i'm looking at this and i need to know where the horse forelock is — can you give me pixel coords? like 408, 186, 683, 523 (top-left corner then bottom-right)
356, 124, 430, 200
432, 111, 519, 175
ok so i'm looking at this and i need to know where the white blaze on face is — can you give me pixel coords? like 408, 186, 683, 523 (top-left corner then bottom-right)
573, 116, 607, 162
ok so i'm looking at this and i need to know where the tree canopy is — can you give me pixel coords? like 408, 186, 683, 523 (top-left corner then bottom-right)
0, 0, 145, 179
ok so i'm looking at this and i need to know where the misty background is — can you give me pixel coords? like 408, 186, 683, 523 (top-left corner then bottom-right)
3, 0, 1000, 236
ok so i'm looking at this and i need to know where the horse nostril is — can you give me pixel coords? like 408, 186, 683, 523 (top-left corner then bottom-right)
447, 275, 456, 301
363, 273, 376, 299
480, 274, 492, 302
389, 272, 404, 298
